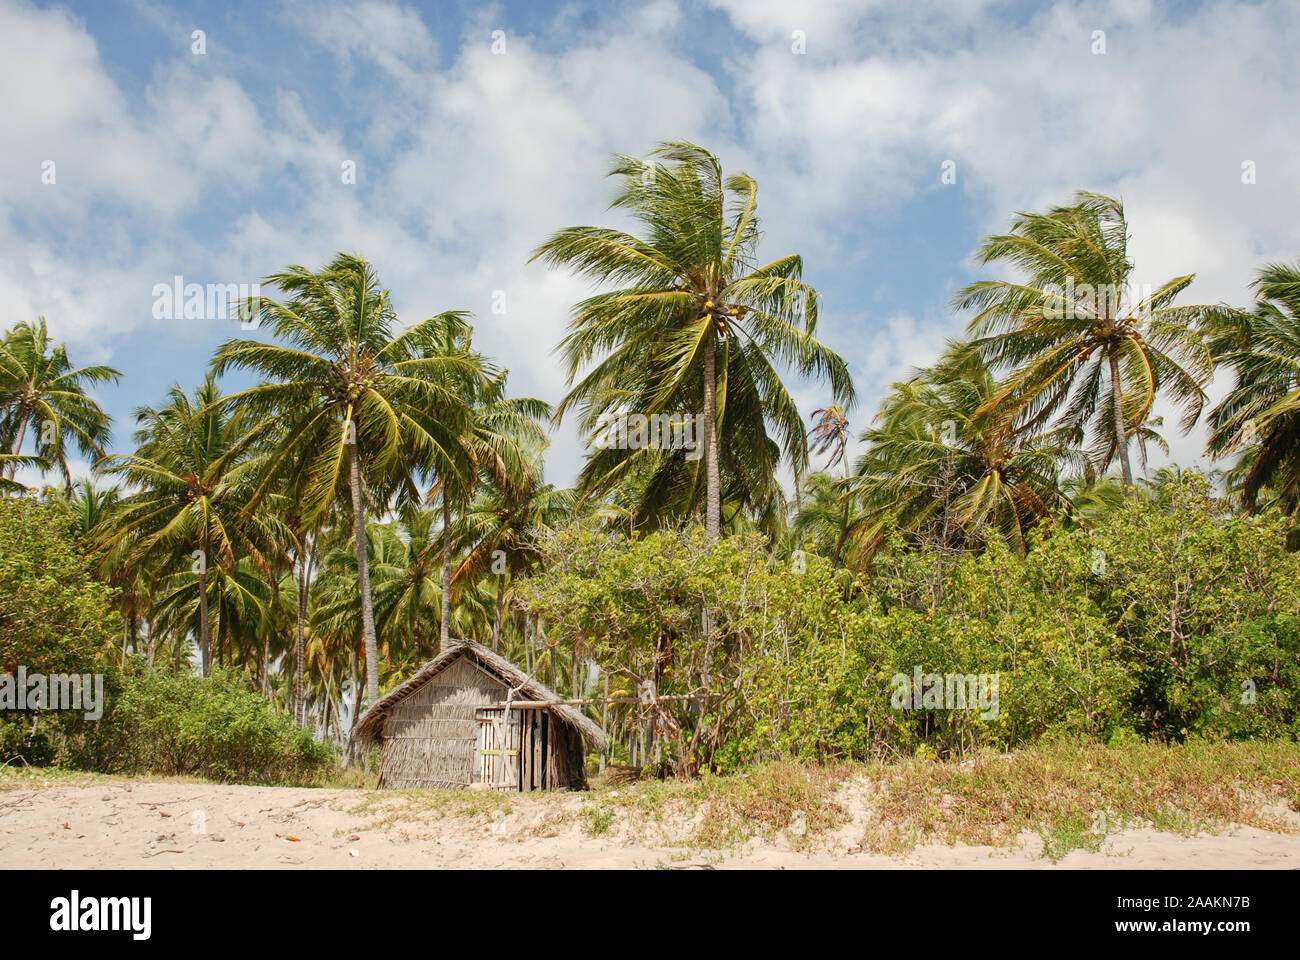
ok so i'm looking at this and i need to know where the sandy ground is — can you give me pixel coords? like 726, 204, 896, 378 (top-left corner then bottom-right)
2, 778, 1297, 869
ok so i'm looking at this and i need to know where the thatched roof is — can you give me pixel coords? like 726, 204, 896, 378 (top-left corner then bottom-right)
353, 638, 608, 751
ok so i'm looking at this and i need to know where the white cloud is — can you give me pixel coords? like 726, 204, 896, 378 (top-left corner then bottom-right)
3, 0, 1298, 486
292, 0, 438, 86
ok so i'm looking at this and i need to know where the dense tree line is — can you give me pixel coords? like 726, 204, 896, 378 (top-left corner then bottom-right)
3, 142, 1298, 770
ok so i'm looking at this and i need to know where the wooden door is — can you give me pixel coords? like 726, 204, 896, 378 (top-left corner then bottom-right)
475, 707, 521, 790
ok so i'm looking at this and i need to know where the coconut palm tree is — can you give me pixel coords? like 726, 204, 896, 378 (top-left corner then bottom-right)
453, 463, 574, 649
1206, 261, 1300, 513
847, 345, 1085, 556
151, 555, 276, 675
532, 141, 854, 538
953, 192, 1218, 488
0, 453, 46, 494
67, 478, 120, 538
311, 516, 450, 725
68, 480, 151, 661
809, 405, 852, 477
0, 318, 119, 492
96, 377, 280, 675
792, 470, 862, 566
395, 322, 547, 653
807, 404, 854, 563
438, 373, 550, 650
370, 506, 443, 655
210, 253, 475, 703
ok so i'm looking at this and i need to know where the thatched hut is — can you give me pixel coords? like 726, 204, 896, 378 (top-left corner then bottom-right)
354, 639, 607, 791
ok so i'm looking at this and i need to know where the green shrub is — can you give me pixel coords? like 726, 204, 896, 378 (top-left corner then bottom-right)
0, 495, 118, 673
517, 474, 1300, 773
0, 715, 55, 767
74, 668, 333, 784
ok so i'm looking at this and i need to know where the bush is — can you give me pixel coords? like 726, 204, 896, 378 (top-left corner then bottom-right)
69, 667, 333, 784
1085, 475, 1300, 740
517, 474, 1300, 774
0, 495, 118, 673
0, 716, 55, 767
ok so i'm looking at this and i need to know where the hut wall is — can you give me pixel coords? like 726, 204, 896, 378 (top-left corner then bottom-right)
378, 657, 506, 789
551, 718, 588, 790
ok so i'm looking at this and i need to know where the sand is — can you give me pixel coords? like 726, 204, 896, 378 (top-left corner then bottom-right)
1, 778, 1297, 869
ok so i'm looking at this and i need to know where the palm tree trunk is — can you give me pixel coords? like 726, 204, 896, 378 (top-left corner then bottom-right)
702, 330, 721, 539
440, 489, 453, 652
525, 613, 533, 671
261, 636, 270, 698
345, 650, 361, 768
835, 451, 851, 566
295, 552, 308, 725
1108, 347, 1134, 488
6, 416, 26, 480
492, 574, 506, 650
198, 566, 210, 676
349, 445, 380, 705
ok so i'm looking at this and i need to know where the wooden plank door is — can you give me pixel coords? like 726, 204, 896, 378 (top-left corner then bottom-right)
475, 708, 521, 790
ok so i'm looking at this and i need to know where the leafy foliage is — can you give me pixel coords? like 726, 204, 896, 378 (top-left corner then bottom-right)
519, 474, 1300, 775
65, 667, 334, 784
0, 495, 118, 672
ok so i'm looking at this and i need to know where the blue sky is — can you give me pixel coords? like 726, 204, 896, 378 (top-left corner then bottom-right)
3, 0, 1298, 488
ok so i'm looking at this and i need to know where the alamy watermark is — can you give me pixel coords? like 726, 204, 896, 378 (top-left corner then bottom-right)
590, 412, 702, 460
151, 276, 262, 327
0, 666, 104, 720
1041, 278, 1158, 323
890, 667, 1000, 720
50, 890, 151, 940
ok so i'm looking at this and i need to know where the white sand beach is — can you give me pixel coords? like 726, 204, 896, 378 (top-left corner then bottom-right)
2, 778, 1296, 870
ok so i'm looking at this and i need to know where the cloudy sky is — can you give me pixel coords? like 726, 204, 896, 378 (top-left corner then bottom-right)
3, 0, 1298, 488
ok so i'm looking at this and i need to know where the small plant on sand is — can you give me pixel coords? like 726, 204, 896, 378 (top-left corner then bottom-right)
582, 805, 616, 837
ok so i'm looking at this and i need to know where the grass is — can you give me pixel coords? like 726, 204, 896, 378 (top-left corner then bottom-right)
0, 763, 114, 790
586, 760, 854, 851
858, 738, 1300, 859
0, 760, 371, 792
576, 739, 1300, 858
0, 763, 222, 791
581, 805, 616, 837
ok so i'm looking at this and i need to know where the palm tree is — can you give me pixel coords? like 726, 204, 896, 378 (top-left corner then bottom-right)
792, 470, 861, 566
68, 478, 120, 538
369, 506, 443, 655
1207, 261, 1300, 513
453, 463, 573, 648
437, 372, 550, 651
394, 323, 545, 653
210, 253, 474, 703
277, 499, 326, 726
533, 141, 854, 538
807, 404, 853, 564
311, 518, 441, 723
151, 555, 275, 675
96, 378, 280, 674
847, 345, 1084, 556
0, 318, 119, 492
68, 480, 150, 661
953, 192, 1218, 488
0, 453, 46, 494
809, 405, 852, 477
